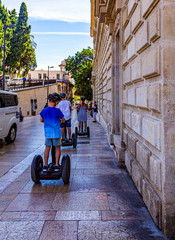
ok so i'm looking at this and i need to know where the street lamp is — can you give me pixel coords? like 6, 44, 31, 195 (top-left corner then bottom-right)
47, 65, 54, 105
2, 23, 16, 91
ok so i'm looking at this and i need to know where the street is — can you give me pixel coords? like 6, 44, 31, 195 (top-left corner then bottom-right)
0, 113, 169, 240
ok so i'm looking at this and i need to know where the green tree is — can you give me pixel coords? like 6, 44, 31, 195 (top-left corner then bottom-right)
0, 0, 3, 69
6, 2, 37, 74
0, 19, 3, 74
0, 3, 15, 75
65, 47, 93, 101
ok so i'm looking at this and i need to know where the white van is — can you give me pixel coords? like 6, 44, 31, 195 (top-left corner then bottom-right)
8, 78, 23, 86
0, 90, 20, 143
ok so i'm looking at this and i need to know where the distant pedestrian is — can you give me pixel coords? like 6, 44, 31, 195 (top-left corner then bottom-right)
88, 102, 93, 117
93, 101, 98, 122
40, 93, 65, 172
78, 96, 88, 132
19, 107, 24, 122
23, 76, 26, 86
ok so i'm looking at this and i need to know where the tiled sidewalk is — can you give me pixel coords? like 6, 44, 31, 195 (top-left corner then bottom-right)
0, 115, 170, 240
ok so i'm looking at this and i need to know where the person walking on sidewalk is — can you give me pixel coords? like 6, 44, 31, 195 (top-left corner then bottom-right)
78, 96, 88, 132
93, 101, 98, 122
58, 92, 72, 141
88, 102, 93, 117
40, 93, 65, 172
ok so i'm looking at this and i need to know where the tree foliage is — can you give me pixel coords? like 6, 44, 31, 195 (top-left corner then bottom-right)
65, 47, 93, 101
0, 2, 37, 76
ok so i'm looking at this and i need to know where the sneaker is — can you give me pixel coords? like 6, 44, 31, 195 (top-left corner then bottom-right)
43, 166, 48, 172
68, 139, 72, 142
54, 166, 59, 172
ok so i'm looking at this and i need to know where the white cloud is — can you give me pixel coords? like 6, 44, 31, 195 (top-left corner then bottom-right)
32, 32, 89, 35
1, 0, 90, 23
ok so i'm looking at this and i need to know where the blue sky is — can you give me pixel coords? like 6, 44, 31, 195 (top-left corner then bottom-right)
2, 0, 93, 70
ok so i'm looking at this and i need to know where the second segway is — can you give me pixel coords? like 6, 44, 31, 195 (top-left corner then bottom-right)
62, 123, 77, 148
75, 122, 90, 137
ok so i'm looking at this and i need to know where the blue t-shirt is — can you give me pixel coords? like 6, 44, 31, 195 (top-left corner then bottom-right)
40, 107, 64, 139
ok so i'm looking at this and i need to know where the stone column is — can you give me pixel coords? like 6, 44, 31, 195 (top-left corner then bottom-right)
162, 1, 175, 237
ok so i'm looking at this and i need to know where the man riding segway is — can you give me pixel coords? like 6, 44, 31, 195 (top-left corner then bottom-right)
31, 92, 71, 184
75, 96, 90, 137
58, 93, 72, 141
58, 92, 77, 148
40, 93, 65, 172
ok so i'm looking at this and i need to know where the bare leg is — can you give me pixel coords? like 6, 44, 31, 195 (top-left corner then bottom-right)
55, 146, 61, 166
79, 122, 81, 131
61, 128, 65, 140
84, 122, 87, 131
68, 127, 71, 139
44, 146, 51, 166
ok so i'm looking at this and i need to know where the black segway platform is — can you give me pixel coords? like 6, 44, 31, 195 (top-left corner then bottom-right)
75, 122, 90, 137
62, 133, 77, 148
31, 147, 70, 184
61, 124, 77, 148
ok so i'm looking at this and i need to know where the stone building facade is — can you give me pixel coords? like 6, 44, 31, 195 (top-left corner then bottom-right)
14, 84, 58, 117
91, 0, 175, 237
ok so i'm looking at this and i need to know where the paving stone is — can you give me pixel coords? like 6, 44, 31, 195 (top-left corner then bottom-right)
71, 175, 130, 192
0, 181, 11, 193
78, 220, 166, 240
83, 168, 122, 175
75, 161, 116, 169
0, 221, 44, 240
2, 180, 29, 195
71, 169, 84, 175
52, 192, 109, 211
101, 208, 151, 221
6, 193, 56, 211
0, 211, 56, 221
107, 191, 145, 211
39, 221, 77, 240
21, 180, 71, 193
55, 210, 101, 220
0, 115, 168, 239
0, 194, 17, 211
71, 154, 93, 157
15, 171, 30, 182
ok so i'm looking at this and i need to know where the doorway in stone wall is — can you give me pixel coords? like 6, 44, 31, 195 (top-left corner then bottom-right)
115, 30, 120, 134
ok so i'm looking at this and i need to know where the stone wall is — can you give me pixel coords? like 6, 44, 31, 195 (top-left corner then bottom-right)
14, 84, 58, 117
91, 0, 175, 237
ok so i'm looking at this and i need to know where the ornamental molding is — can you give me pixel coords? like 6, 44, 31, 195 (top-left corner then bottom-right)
98, 0, 122, 25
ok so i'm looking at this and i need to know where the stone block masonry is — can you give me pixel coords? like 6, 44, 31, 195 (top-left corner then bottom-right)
91, 0, 175, 236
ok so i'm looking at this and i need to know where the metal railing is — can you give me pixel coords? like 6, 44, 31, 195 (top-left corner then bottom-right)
4, 79, 57, 90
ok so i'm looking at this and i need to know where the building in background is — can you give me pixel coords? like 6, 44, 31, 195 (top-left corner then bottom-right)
91, 0, 175, 237
28, 60, 73, 100
14, 61, 73, 117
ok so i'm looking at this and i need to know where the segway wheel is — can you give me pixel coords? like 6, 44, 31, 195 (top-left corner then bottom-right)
72, 133, 77, 148
75, 127, 78, 137
31, 155, 43, 183
61, 154, 70, 184
87, 126, 90, 137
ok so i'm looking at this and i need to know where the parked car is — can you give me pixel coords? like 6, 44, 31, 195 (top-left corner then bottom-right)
0, 75, 11, 83
7, 78, 23, 86
0, 90, 20, 143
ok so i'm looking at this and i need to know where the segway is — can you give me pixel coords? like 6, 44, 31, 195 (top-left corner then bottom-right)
62, 123, 77, 148
75, 122, 90, 137
31, 145, 70, 184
